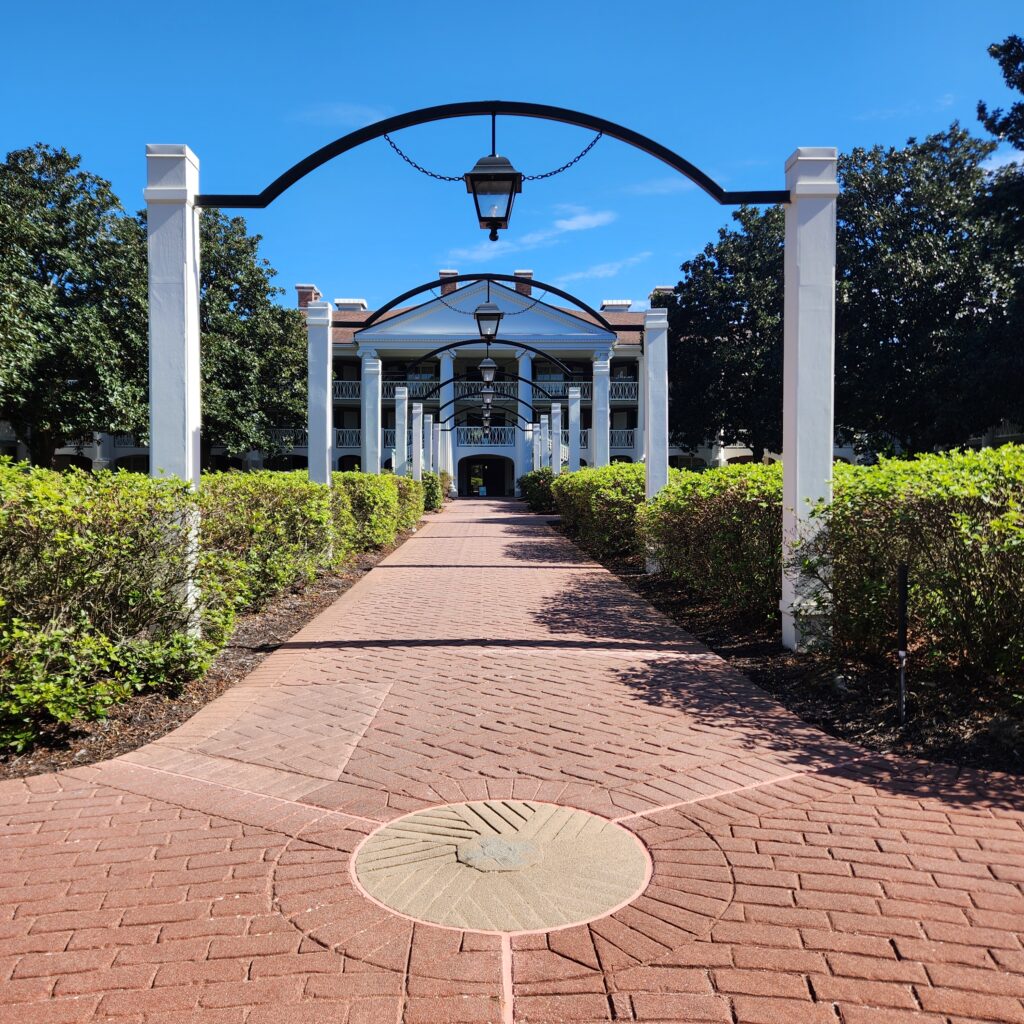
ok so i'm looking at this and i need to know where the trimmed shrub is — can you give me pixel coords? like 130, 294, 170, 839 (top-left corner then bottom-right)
334, 472, 400, 548
799, 446, 1024, 680
0, 463, 421, 752
550, 463, 650, 558
393, 475, 425, 531
439, 470, 453, 499
639, 462, 783, 620
518, 468, 555, 513
421, 472, 444, 512
198, 470, 352, 611
0, 462, 210, 751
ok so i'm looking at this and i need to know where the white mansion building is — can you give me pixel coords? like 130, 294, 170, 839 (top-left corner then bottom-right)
3, 269, 871, 494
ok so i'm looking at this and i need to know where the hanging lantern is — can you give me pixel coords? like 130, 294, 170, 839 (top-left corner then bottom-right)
464, 155, 523, 241
478, 355, 498, 383
474, 303, 503, 339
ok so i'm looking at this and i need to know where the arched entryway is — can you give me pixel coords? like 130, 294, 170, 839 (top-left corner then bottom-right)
458, 455, 515, 497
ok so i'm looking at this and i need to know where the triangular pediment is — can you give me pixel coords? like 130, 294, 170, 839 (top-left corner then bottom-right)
353, 281, 617, 347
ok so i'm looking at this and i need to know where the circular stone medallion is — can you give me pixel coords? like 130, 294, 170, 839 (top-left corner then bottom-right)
353, 800, 649, 932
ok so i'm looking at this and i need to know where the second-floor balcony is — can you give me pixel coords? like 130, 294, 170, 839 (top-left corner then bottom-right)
382, 380, 439, 399
610, 380, 639, 401
455, 381, 518, 400
335, 428, 361, 448
332, 380, 360, 400
560, 429, 591, 450
533, 381, 592, 401
381, 429, 413, 449
611, 429, 636, 449
457, 426, 516, 447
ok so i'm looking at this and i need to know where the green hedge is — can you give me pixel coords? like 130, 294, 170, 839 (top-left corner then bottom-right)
639, 462, 783, 620
550, 463, 651, 558
421, 471, 444, 512
518, 468, 556, 513
799, 447, 1024, 680
0, 463, 423, 750
333, 471, 400, 549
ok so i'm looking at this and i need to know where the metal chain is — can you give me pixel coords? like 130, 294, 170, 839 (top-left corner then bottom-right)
429, 288, 548, 315
524, 133, 603, 180
382, 132, 603, 183
383, 134, 462, 181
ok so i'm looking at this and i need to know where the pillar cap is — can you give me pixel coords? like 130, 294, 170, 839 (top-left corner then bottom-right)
785, 148, 839, 197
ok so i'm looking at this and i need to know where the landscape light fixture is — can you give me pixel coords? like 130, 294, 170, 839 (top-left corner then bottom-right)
474, 302, 503, 339
464, 115, 523, 241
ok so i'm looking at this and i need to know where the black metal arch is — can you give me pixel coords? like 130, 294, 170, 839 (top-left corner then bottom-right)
433, 389, 537, 416
392, 338, 581, 378
417, 371, 554, 402
195, 100, 788, 209
436, 404, 532, 428
365, 274, 614, 332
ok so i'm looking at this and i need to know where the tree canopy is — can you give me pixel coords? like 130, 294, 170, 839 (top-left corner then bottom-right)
0, 145, 307, 467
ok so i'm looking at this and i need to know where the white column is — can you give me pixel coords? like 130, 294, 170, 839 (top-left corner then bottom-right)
438, 351, 456, 492
411, 403, 423, 481
644, 309, 669, 499
592, 350, 611, 468
531, 425, 541, 470
567, 387, 581, 473
394, 387, 409, 476
710, 431, 727, 468
634, 352, 645, 461
306, 300, 333, 485
423, 414, 434, 475
781, 147, 839, 651
145, 145, 201, 486
359, 347, 382, 473
431, 420, 441, 474
550, 404, 563, 476
516, 349, 534, 492
539, 414, 550, 469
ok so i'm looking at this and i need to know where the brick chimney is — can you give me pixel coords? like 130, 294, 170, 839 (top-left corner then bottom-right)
514, 269, 533, 296
295, 283, 322, 309
439, 269, 459, 296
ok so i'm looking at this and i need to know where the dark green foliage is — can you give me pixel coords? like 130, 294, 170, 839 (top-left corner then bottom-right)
550, 464, 651, 558
798, 447, 1024, 681
333, 472, 401, 549
421, 472, 444, 512
0, 463, 423, 751
639, 463, 784, 620
518, 468, 555, 513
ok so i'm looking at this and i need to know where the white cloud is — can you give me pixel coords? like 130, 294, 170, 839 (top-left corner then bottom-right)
294, 102, 389, 127
555, 251, 652, 285
624, 176, 696, 196
983, 150, 1023, 171
854, 92, 957, 122
446, 207, 617, 263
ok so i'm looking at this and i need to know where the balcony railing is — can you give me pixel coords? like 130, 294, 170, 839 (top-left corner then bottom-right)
335, 428, 361, 448
560, 429, 591, 449
610, 429, 636, 449
610, 380, 639, 400
455, 381, 518, 400
382, 380, 439, 399
113, 434, 138, 448
456, 426, 516, 447
333, 380, 360, 400
533, 381, 592, 401
270, 427, 308, 447
381, 429, 413, 449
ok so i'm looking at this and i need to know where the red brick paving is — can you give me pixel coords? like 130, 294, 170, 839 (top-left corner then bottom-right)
1, 498, 1022, 1023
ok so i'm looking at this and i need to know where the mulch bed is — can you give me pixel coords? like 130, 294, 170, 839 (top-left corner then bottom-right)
555, 525, 1023, 778
0, 528, 420, 782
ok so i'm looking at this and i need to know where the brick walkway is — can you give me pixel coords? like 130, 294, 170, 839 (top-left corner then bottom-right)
2, 499, 1023, 1024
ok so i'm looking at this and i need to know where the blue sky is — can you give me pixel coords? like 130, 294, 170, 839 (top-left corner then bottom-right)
2, 1, 1020, 312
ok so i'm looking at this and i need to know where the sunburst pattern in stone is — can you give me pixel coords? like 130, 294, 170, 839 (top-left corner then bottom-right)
353, 800, 649, 932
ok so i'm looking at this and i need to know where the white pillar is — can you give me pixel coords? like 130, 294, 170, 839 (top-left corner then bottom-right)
423, 414, 434, 475
394, 387, 409, 476
306, 300, 333, 485
531, 425, 541, 470
539, 415, 550, 469
146, 145, 201, 486
431, 420, 441, 474
567, 387, 581, 473
592, 350, 611, 468
634, 352, 645, 460
516, 349, 534, 492
644, 309, 669, 499
550, 404, 563, 476
781, 148, 839, 651
359, 347, 382, 473
411, 403, 423, 481
710, 431, 727, 468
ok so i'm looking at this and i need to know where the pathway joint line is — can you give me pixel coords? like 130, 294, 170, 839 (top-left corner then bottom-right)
501, 932, 514, 1024
611, 753, 874, 823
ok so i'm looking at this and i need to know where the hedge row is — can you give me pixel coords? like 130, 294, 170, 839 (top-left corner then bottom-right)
544, 447, 1024, 684
0, 463, 425, 751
